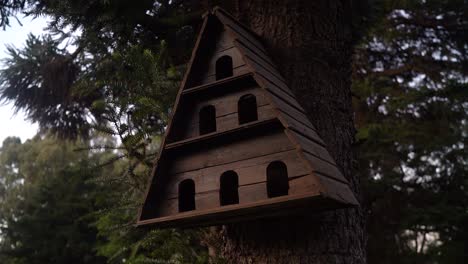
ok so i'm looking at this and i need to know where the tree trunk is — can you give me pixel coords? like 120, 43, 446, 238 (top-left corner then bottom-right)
217, 1, 366, 263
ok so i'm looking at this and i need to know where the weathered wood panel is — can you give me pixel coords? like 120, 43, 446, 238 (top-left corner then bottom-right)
216, 11, 267, 54
235, 40, 284, 82
195, 192, 219, 211
245, 57, 294, 97
279, 115, 325, 146
183, 86, 267, 123
183, 104, 276, 138
176, 86, 274, 139
168, 129, 295, 174
156, 173, 324, 217
315, 175, 358, 205
288, 174, 323, 196
265, 87, 312, 123
156, 198, 178, 217
301, 152, 347, 183
200, 34, 248, 84
162, 149, 310, 199
286, 130, 336, 165
239, 182, 268, 203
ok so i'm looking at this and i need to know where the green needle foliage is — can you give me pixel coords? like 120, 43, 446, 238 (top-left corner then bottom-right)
353, 0, 468, 263
0, 136, 107, 263
0, 0, 466, 263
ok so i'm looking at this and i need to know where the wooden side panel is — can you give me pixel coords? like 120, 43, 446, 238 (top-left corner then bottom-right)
195, 192, 219, 211
177, 86, 274, 140
235, 40, 284, 82
278, 114, 325, 146
163, 149, 310, 199
245, 57, 293, 97
151, 130, 331, 217
286, 130, 336, 164
156, 198, 178, 217
183, 104, 275, 139
201, 46, 250, 84
315, 175, 358, 205
215, 11, 267, 55
302, 152, 347, 183
289, 175, 323, 197
239, 183, 268, 203
169, 130, 294, 174
198, 29, 251, 85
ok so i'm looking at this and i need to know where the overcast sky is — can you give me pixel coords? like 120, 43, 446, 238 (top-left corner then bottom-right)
0, 16, 49, 144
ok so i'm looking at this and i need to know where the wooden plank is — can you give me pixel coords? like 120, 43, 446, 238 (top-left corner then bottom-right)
277, 106, 318, 133
245, 57, 295, 97
233, 38, 278, 70
286, 129, 337, 165
289, 174, 323, 196
202, 65, 251, 84
182, 73, 253, 96
137, 191, 348, 228
184, 15, 221, 88
156, 198, 178, 217
191, 86, 270, 118
215, 28, 235, 51
315, 175, 359, 205
265, 88, 311, 124
279, 115, 325, 146
166, 117, 279, 151
252, 70, 295, 98
177, 84, 270, 134
137, 11, 213, 223
275, 114, 323, 147
301, 152, 348, 183
168, 129, 295, 174
195, 192, 219, 211
254, 75, 307, 115
201, 46, 246, 78
182, 104, 276, 139
163, 149, 309, 199
235, 40, 284, 82
239, 182, 268, 203
215, 11, 268, 54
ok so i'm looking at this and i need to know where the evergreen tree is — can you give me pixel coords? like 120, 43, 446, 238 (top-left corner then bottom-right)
353, 0, 468, 263
0, 0, 466, 263
0, 136, 107, 263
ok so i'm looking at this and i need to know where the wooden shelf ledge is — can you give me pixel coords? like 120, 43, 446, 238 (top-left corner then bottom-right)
182, 73, 255, 96
165, 118, 281, 151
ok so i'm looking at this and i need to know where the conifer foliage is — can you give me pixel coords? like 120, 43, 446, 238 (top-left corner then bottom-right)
0, 0, 466, 263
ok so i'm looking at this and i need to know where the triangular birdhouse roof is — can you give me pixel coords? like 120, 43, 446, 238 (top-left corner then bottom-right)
137, 7, 358, 228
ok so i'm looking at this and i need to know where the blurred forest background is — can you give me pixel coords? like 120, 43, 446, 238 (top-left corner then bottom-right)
0, 0, 466, 263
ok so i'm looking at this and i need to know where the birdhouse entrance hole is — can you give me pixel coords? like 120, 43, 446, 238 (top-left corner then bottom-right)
238, 94, 258, 124
178, 179, 195, 212
220, 171, 239, 206
216, 55, 233, 80
199, 105, 216, 135
267, 161, 289, 198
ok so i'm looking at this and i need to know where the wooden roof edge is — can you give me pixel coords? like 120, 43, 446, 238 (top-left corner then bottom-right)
318, 177, 360, 206
137, 12, 214, 223
212, 6, 264, 42
230, 27, 349, 190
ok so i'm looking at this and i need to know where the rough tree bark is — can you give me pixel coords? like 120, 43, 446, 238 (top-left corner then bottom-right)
213, 1, 366, 263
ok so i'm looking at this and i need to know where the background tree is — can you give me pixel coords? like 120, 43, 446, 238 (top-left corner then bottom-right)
0, 0, 466, 263
353, 1, 468, 263
0, 136, 107, 263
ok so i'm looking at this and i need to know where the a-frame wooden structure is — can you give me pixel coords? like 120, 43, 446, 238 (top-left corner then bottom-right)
137, 7, 358, 228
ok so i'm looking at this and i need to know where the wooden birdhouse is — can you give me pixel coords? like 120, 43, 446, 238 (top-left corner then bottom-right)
137, 7, 358, 228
